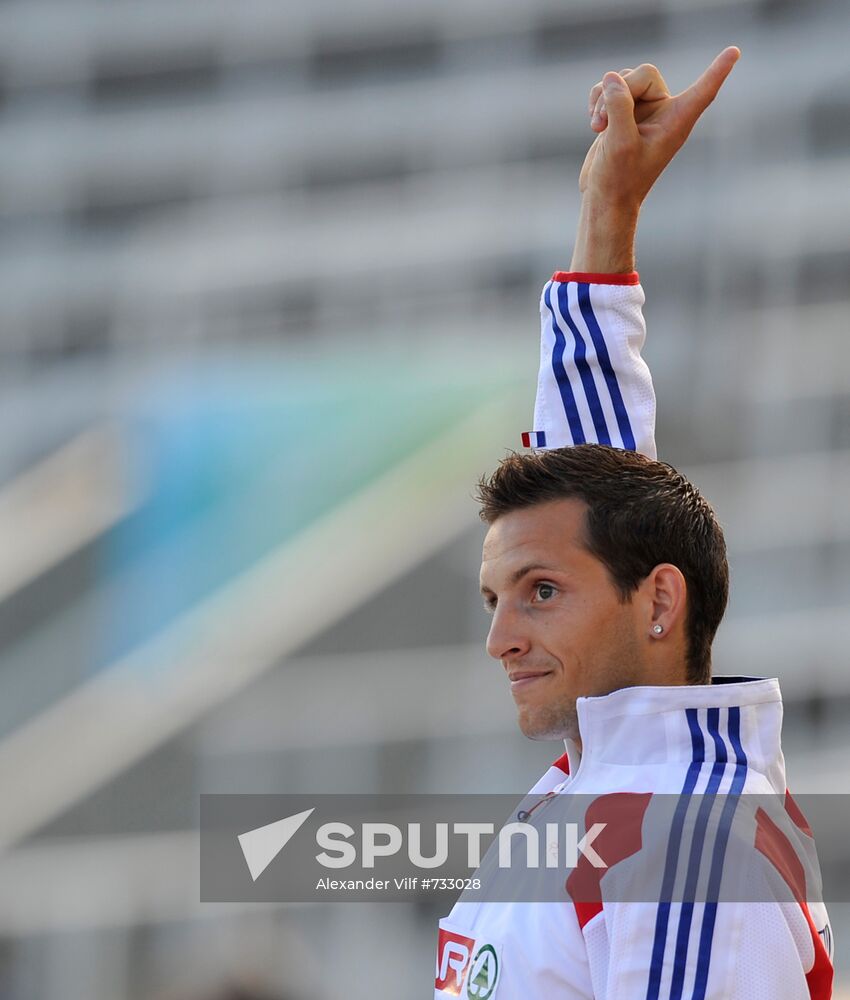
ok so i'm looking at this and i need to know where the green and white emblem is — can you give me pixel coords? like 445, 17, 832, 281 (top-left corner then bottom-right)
466, 943, 500, 999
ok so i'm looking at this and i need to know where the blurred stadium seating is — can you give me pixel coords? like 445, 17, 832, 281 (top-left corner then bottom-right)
0, 0, 849, 996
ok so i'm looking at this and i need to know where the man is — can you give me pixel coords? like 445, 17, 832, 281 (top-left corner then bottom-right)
434, 49, 835, 998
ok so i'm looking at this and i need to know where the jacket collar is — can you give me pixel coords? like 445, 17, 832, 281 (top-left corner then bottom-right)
563, 676, 785, 793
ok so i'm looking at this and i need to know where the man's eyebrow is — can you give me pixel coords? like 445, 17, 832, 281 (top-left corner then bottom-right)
479, 563, 561, 595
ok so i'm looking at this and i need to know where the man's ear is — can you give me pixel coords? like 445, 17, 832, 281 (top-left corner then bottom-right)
641, 562, 687, 637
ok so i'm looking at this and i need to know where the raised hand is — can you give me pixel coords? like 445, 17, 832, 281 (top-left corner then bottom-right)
578, 47, 741, 209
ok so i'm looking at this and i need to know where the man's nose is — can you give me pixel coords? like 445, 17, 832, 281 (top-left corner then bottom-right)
485, 605, 531, 661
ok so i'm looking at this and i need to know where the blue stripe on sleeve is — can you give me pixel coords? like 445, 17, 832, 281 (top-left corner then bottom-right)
646, 709, 705, 1000
669, 708, 728, 1000
576, 283, 636, 451
555, 282, 612, 445
544, 282, 586, 444
690, 707, 749, 1000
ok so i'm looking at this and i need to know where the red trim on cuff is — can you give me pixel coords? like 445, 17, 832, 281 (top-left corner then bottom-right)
551, 271, 640, 285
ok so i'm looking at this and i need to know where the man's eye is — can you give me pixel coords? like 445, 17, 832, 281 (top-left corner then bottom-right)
534, 583, 557, 601
482, 598, 496, 615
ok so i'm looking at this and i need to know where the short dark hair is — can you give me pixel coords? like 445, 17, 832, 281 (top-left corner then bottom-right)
475, 444, 729, 684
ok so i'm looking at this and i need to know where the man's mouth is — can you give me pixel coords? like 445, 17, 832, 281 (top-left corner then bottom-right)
508, 670, 553, 691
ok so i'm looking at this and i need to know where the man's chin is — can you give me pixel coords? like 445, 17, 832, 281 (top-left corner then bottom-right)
516, 706, 577, 742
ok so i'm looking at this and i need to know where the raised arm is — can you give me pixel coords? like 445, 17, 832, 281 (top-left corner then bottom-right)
525, 48, 741, 461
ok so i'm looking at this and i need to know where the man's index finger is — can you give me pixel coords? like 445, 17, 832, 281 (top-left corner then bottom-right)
677, 46, 741, 126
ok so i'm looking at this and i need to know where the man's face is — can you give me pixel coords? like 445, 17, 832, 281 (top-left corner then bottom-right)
479, 498, 644, 743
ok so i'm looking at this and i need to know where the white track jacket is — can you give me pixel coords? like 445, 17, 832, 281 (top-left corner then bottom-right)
434, 271, 835, 1000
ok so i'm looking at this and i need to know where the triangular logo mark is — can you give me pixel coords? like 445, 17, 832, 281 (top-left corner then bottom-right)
238, 807, 315, 881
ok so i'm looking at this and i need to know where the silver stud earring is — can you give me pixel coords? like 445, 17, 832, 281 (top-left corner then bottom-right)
652, 624, 664, 635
